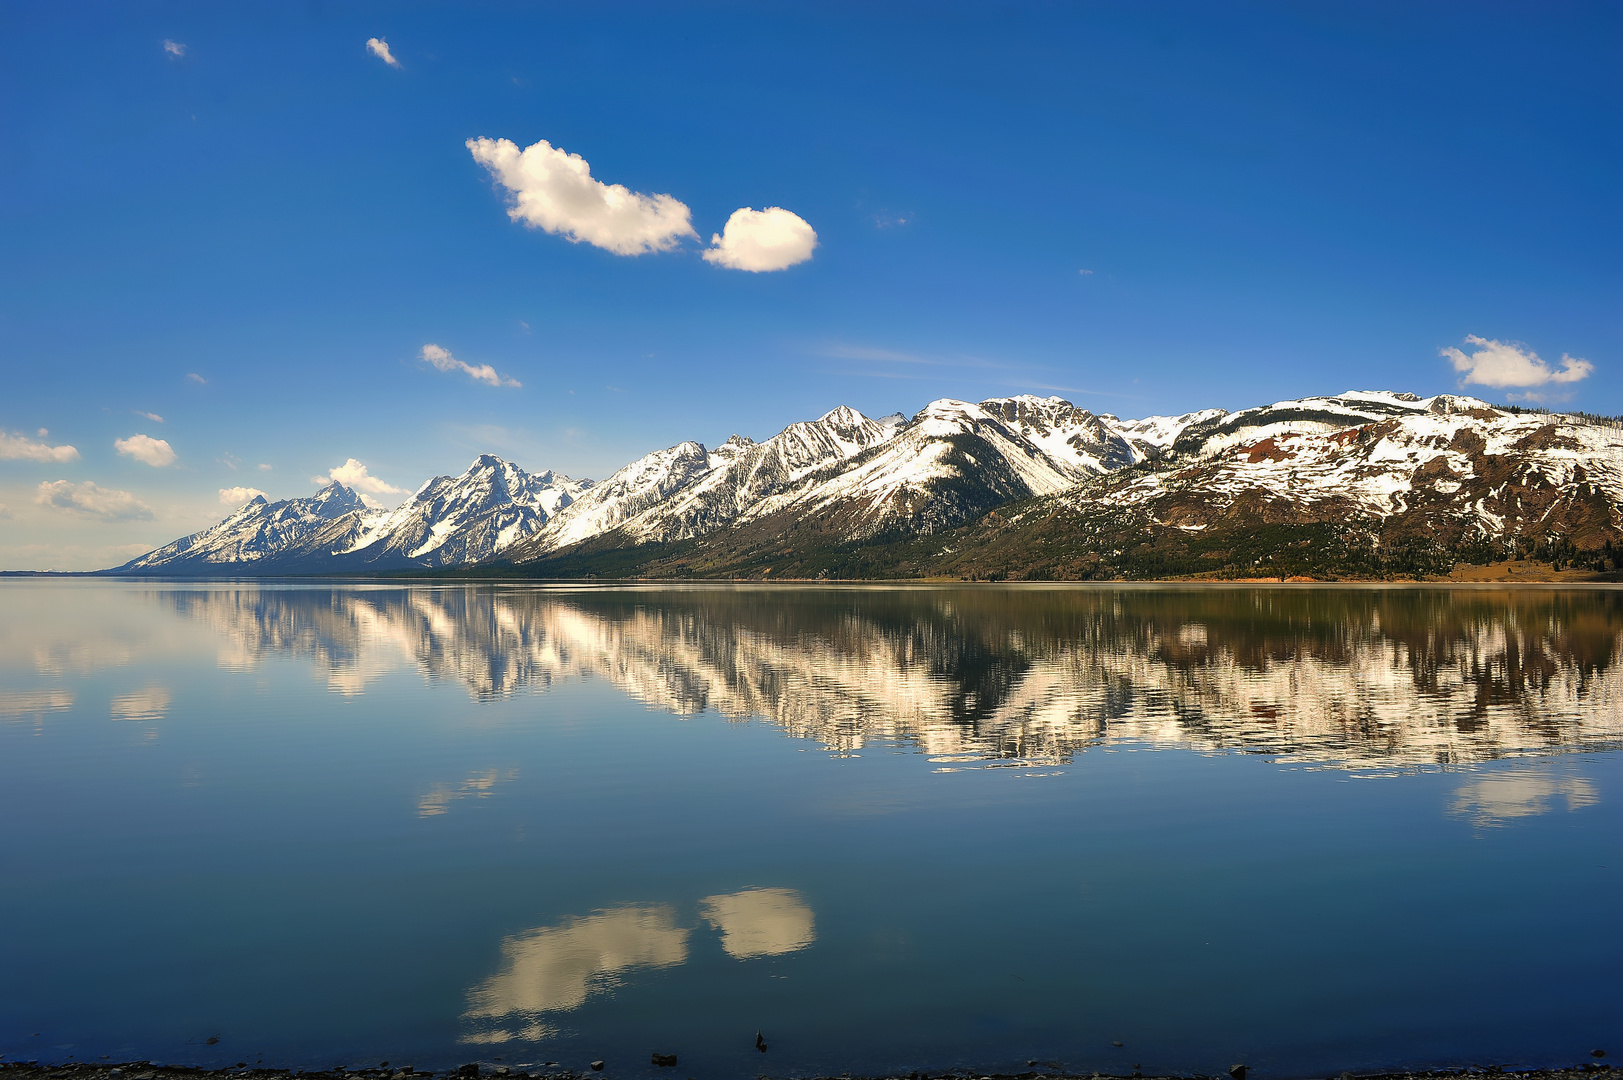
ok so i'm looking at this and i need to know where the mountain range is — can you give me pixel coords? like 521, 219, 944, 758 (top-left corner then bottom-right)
111, 390, 1623, 579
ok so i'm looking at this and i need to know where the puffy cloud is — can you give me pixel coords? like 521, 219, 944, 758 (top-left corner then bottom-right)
312, 458, 405, 507
219, 486, 267, 507
703, 206, 817, 272
134, 410, 164, 423
366, 37, 401, 68
421, 343, 521, 388
0, 431, 80, 463
467, 136, 698, 256
35, 480, 154, 522
162, 39, 186, 57
115, 433, 177, 467
1442, 335, 1593, 389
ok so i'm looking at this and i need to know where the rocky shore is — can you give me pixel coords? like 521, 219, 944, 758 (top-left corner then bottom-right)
0, 1062, 1612, 1080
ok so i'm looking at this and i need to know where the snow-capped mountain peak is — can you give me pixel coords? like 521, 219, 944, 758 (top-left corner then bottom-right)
339, 455, 591, 565
115, 387, 1623, 579
117, 482, 373, 572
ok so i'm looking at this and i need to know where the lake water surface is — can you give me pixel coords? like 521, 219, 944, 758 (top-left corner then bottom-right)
2, 581, 1619, 1079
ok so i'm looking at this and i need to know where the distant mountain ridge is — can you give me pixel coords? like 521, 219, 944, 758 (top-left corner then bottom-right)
117, 454, 591, 574
112, 390, 1623, 578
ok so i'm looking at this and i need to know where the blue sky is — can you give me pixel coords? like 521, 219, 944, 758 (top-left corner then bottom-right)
2, 1, 1619, 569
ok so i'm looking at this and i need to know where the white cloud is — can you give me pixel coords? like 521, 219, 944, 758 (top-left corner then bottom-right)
467, 136, 698, 256
0, 503, 11, 519
134, 410, 164, 423
115, 433, 177, 467
420, 343, 521, 388
219, 486, 267, 507
1078, 268, 1094, 276
35, 480, 154, 522
366, 37, 401, 68
0, 431, 80, 463
162, 39, 186, 57
186, 372, 206, 385
703, 206, 817, 272
257, 462, 272, 471
312, 458, 406, 507
1441, 335, 1593, 389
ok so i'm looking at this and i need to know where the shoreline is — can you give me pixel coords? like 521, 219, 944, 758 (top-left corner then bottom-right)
7, 554, 1623, 585
0, 1064, 1613, 1080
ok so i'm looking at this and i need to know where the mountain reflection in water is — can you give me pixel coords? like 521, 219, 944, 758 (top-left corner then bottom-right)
154, 586, 1623, 772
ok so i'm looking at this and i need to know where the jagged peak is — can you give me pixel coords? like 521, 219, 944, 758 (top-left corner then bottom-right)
818, 404, 870, 426
979, 393, 1074, 409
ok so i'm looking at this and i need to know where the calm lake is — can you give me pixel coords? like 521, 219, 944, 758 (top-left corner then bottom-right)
2, 581, 1619, 1079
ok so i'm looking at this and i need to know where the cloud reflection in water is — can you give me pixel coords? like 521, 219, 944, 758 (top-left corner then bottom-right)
462, 904, 690, 1043
110, 686, 171, 722
1448, 771, 1600, 826
460, 888, 815, 1043
700, 887, 816, 959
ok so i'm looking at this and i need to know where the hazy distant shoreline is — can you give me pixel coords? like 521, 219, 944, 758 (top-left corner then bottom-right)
0, 1062, 1610, 1080
5, 564, 1623, 586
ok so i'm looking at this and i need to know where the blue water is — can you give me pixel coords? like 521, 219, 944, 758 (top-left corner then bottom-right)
1, 581, 1618, 1078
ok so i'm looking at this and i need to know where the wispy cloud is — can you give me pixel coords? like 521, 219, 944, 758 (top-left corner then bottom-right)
133, 410, 164, 423
420, 343, 521, 388
1011, 381, 1143, 400
162, 39, 186, 58
186, 373, 206, 385
256, 462, 272, 471
817, 343, 1024, 371
814, 344, 1140, 401
703, 207, 818, 272
219, 486, 267, 507
467, 136, 698, 256
366, 37, 401, 69
35, 480, 153, 522
312, 459, 405, 507
821, 344, 933, 365
0, 431, 80, 463
1442, 335, 1592, 390
115, 434, 177, 467
835, 369, 932, 381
